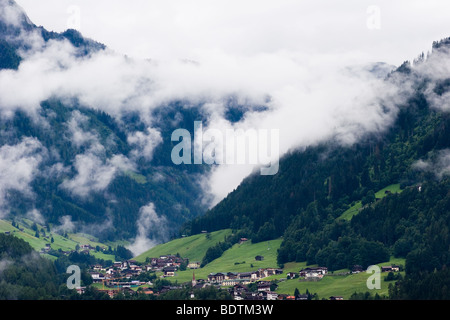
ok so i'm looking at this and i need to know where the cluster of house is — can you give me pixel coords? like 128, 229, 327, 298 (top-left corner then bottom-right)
207, 267, 283, 286
226, 283, 341, 300
85, 251, 403, 299
89, 260, 144, 282
39, 242, 101, 255
228, 282, 279, 300
89, 255, 188, 282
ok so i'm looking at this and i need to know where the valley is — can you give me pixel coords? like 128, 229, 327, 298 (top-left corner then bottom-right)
1, 0, 450, 302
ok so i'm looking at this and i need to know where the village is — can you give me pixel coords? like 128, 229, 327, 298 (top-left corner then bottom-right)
84, 253, 401, 300
5, 226, 402, 301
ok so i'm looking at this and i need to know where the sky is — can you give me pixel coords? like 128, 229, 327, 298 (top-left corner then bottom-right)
15, 0, 450, 66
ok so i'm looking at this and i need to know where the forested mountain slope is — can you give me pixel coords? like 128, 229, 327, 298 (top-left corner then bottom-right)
183, 38, 450, 288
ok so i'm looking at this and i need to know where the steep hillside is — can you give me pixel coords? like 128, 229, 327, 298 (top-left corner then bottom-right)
135, 229, 233, 263
0, 0, 216, 246
181, 38, 450, 298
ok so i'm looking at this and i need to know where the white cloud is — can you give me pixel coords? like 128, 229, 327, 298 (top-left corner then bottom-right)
2, 0, 449, 206
66, 110, 100, 149
60, 152, 134, 198
0, 137, 45, 214
14, 0, 450, 65
127, 202, 168, 256
0, 0, 30, 27
127, 128, 163, 161
413, 149, 450, 180
26, 208, 45, 225
54, 215, 76, 234
0, 12, 412, 205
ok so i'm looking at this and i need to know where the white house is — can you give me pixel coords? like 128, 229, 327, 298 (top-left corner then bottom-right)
267, 292, 278, 300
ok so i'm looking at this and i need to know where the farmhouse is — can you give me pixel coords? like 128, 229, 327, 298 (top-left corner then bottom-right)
148, 255, 188, 271
257, 268, 283, 278
208, 272, 227, 283
381, 265, 400, 272
299, 267, 328, 279
257, 281, 273, 292
352, 265, 364, 273
163, 266, 177, 277
266, 291, 278, 300
188, 262, 200, 269
80, 244, 94, 251
90, 273, 105, 282
287, 272, 297, 279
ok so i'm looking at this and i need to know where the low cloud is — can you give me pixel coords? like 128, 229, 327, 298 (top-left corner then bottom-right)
53, 215, 76, 234
413, 149, 450, 180
127, 128, 163, 162
1, 1, 442, 207
26, 208, 45, 225
66, 110, 102, 149
127, 202, 169, 256
60, 152, 134, 198
0, 31, 410, 205
59, 110, 136, 198
0, 137, 46, 215
0, 0, 29, 28
0, 258, 12, 275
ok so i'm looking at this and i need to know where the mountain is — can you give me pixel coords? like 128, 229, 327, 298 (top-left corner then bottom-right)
0, 0, 272, 252
2, 0, 450, 301
0, 0, 213, 248
181, 37, 450, 295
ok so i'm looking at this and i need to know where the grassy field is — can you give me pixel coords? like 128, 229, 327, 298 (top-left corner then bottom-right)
168, 238, 284, 284
338, 184, 402, 221
275, 257, 405, 299
134, 229, 283, 284
143, 229, 405, 299
135, 229, 234, 263
0, 218, 116, 261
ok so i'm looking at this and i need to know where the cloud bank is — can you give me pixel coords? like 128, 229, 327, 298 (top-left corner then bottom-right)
0, 1, 415, 206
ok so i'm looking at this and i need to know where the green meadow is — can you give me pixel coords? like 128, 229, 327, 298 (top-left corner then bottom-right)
137, 227, 405, 299
338, 184, 403, 221
0, 218, 116, 261
275, 257, 405, 299
170, 238, 283, 284
135, 229, 234, 263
